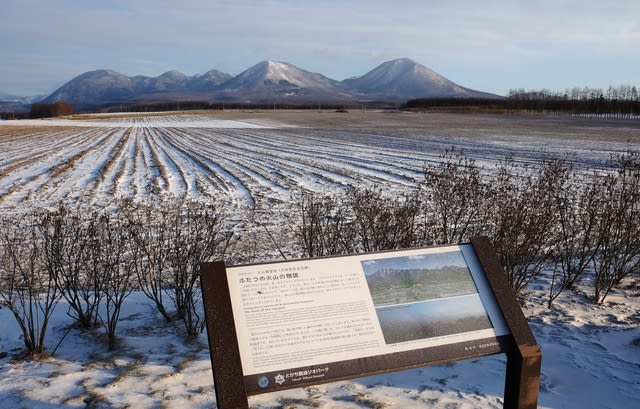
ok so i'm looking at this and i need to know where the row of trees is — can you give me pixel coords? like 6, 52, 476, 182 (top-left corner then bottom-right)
404, 84, 640, 117
508, 85, 640, 103
0, 200, 233, 354
29, 101, 73, 118
0, 101, 74, 119
121, 101, 367, 113
287, 149, 640, 307
505, 85, 640, 117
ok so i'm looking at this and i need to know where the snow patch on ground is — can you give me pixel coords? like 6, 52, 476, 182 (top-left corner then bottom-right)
1, 283, 638, 408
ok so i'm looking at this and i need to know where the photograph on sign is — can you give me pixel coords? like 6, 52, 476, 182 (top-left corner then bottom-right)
361, 251, 493, 344
224, 244, 510, 393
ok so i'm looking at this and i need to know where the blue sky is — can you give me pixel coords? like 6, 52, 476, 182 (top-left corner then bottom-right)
2, 0, 639, 97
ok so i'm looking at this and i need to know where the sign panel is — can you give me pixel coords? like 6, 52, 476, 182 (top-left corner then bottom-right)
224, 244, 511, 394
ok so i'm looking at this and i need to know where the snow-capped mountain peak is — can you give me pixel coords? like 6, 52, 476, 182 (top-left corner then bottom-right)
38, 57, 501, 110
224, 60, 326, 88
216, 60, 349, 101
372, 58, 421, 80
342, 58, 476, 98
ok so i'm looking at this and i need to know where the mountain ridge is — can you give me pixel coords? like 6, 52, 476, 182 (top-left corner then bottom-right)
39, 58, 502, 111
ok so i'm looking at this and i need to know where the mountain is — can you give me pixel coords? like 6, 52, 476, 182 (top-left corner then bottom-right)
43, 70, 138, 109
342, 58, 498, 100
42, 69, 235, 110
144, 70, 189, 92
40, 58, 501, 111
365, 265, 477, 304
0, 100, 30, 113
188, 69, 234, 91
0, 93, 45, 113
0, 92, 45, 103
216, 60, 352, 102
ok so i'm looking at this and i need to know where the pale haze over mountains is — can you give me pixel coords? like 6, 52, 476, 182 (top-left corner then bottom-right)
2, 58, 501, 112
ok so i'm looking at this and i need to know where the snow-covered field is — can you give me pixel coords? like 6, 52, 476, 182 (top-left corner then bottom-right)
1, 111, 639, 408
2, 111, 637, 213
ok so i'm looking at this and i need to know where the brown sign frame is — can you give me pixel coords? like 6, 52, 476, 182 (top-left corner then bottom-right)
201, 236, 541, 409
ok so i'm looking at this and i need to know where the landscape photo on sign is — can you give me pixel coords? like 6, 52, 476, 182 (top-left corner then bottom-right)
361, 250, 493, 344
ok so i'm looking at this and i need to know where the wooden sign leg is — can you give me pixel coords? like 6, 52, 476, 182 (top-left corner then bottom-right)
504, 344, 542, 409
470, 237, 542, 409
201, 261, 250, 409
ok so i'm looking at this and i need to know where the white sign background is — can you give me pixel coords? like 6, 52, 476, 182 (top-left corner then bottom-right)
226, 244, 510, 376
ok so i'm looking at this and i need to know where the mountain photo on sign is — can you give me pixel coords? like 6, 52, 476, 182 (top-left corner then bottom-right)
362, 250, 493, 344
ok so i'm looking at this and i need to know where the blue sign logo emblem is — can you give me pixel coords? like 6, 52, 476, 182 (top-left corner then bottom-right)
258, 376, 269, 388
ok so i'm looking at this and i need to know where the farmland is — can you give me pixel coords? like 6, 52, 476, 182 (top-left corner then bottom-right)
2, 110, 638, 215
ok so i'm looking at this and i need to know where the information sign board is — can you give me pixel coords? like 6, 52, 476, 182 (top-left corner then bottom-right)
201, 237, 541, 409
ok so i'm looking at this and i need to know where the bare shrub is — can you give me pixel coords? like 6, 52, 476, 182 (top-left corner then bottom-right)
167, 200, 234, 338
37, 198, 234, 343
348, 187, 420, 252
421, 148, 489, 245
547, 169, 601, 307
486, 158, 568, 294
41, 206, 106, 329
41, 205, 136, 348
591, 151, 640, 304
94, 212, 135, 349
292, 187, 420, 257
126, 203, 173, 322
293, 190, 356, 257
0, 211, 60, 355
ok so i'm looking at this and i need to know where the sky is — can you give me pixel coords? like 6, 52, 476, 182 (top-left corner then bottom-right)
2, 0, 640, 97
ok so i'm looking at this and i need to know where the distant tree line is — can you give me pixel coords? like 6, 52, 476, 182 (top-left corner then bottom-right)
1, 101, 74, 119
29, 101, 74, 118
402, 97, 508, 113
505, 85, 640, 117
114, 100, 383, 113
1, 100, 393, 117
404, 84, 640, 117
0, 112, 19, 120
